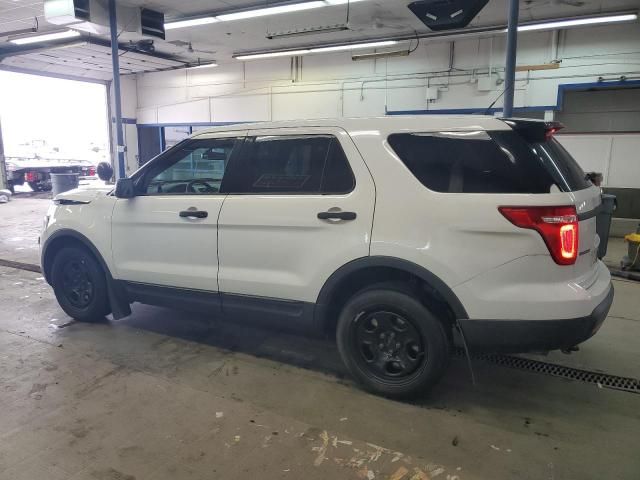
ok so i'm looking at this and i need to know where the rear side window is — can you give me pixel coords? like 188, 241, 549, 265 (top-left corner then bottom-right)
222, 134, 355, 194
388, 131, 557, 194
388, 130, 590, 194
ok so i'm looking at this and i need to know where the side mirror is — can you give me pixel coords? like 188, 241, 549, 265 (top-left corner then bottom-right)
115, 178, 136, 199
96, 162, 114, 182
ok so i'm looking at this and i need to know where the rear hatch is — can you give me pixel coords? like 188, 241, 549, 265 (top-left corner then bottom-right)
499, 119, 600, 278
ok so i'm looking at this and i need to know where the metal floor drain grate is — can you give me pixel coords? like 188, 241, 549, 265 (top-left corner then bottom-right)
455, 349, 640, 394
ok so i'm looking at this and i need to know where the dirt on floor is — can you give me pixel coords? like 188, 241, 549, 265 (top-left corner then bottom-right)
0, 190, 639, 480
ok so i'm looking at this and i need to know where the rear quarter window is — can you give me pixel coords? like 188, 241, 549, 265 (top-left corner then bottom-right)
388, 131, 557, 193
388, 130, 590, 194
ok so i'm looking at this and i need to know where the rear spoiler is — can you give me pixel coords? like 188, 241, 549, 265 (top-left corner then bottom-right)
500, 118, 564, 142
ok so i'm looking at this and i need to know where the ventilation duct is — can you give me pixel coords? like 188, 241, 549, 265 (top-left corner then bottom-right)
44, 0, 165, 39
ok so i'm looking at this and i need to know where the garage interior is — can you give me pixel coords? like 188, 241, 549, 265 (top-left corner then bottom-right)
1, 0, 640, 479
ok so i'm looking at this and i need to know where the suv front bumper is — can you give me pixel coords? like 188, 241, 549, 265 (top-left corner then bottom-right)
458, 283, 614, 353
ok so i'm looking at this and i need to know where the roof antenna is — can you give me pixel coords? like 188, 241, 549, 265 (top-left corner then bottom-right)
483, 81, 513, 116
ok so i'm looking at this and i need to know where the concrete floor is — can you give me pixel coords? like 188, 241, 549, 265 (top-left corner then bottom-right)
1, 194, 639, 480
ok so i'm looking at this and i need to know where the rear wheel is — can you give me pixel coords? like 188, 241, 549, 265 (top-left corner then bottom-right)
51, 247, 110, 322
336, 283, 450, 398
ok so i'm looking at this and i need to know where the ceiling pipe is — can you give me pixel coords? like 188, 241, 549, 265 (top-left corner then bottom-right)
232, 10, 637, 59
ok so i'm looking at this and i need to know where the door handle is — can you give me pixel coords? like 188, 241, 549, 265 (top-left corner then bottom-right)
317, 211, 357, 221
179, 210, 208, 219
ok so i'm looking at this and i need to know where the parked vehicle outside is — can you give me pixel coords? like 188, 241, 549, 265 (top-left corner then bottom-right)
6, 157, 96, 192
39, 116, 613, 397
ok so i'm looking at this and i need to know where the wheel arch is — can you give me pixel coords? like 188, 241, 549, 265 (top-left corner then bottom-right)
42, 229, 131, 319
314, 256, 468, 334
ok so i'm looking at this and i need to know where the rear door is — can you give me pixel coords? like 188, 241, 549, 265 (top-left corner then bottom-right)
217, 127, 375, 303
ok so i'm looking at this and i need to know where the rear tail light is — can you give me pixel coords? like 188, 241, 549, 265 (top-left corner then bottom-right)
89, 167, 96, 176
499, 206, 579, 265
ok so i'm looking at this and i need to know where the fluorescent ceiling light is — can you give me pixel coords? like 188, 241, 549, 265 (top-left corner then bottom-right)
188, 62, 219, 69
165, 17, 219, 30
267, 24, 349, 39
352, 49, 410, 61
235, 49, 311, 60
310, 40, 398, 53
218, 1, 325, 21
235, 40, 400, 60
10, 29, 80, 45
324, 0, 368, 4
517, 13, 637, 32
163, 0, 371, 30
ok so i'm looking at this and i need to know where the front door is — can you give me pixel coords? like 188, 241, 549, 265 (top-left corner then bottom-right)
111, 132, 245, 291
217, 127, 376, 304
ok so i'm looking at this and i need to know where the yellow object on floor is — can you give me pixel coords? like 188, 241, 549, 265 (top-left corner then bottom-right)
624, 233, 640, 244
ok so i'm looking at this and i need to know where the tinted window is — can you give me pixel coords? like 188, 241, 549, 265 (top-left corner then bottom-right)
322, 139, 356, 193
530, 137, 591, 191
222, 135, 354, 194
388, 131, 558, 193
140, 137, 239, 195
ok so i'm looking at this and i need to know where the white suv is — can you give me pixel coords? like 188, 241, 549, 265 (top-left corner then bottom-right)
40, 116, 613, 398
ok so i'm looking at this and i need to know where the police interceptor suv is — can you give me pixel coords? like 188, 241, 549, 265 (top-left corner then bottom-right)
40, 116, 613, 398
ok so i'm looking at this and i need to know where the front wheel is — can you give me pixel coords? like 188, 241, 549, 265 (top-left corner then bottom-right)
51, 247, 110, 322
336, 284, 450, 398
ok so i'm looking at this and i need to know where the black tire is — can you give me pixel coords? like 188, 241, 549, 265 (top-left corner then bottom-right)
28, 181, 42, 192
51, 247, 110, 322
336, 283, 450, 398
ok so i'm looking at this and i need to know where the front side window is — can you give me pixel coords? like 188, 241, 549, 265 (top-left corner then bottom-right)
140, 137, 240, 195
222, 135, 355, 195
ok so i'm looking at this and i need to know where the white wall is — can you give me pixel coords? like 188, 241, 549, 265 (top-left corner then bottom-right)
557, 134, 640, 188
127, 22, 640, 188
133, 23, 640, 123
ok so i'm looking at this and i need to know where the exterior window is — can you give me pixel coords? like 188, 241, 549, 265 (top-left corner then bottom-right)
140, 137, 240, 195
388, 131, 571, 194
222, 135, 355, 194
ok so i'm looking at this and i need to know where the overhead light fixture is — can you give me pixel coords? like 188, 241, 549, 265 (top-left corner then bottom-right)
352, 49, 410, 61
267, 24, 349, 40
235, 40, 399, 60
235, 49, 312, 60
162, 0, 371, 30
188, 62, 219, 70
217, 1, 325, 21
516, 13, 637, 32
165, 17, 219, 30
324, 0, 369, 4
310, 40, 398, 53
9, 29, 80, 45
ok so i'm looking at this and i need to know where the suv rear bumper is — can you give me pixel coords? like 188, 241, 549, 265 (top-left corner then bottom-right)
458, 283, 613, 353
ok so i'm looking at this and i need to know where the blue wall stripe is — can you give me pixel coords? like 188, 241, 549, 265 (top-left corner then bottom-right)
388, 79, 640, 116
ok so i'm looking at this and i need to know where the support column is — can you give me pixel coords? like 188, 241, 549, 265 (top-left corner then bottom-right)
109, 0, 126, 179
503, 0, 519, 117
0, 118, 7, 191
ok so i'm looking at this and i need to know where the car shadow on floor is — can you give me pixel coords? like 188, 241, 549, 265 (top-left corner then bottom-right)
115, 302, 349, 378
93, 302, 630, 415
